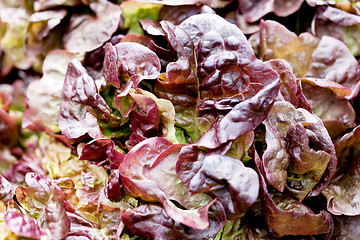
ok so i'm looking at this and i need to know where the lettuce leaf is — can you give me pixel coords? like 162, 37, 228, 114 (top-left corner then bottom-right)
323, 126, 360, 215
58, 58, 111, 139
262, 101, 336, 201
177, 144, 259, 219
119, 137, 216, 230
63, 1, 122, 53
122, 202, 225, 240
15, 172, 70, 239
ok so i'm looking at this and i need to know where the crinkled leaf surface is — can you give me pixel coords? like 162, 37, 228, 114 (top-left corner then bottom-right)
255, 152, 334, 238
262, 101, 336, 201
3, 153, 46, 184
177, 144, 259, 218
195, 79, 279, 149
122, 202, 226, 240
58, 58, 111, 139
103, 42, 161, 89
15, 172, 70, 239
119, 137, 215, 230
66, 204, 122, 240
156, 14, 279, 141
103, 42, 161, 118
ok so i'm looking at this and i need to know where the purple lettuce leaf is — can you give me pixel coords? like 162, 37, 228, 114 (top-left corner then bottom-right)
66, 204, 122, 240
238, 0, 305, 23
179, 14, 279, 99
155, 13, 279, 141
259, 19, 360, 99
0, 175, 14, 203
259, 20, 320, 78
266, 59, 312, 111
63, 1, 121, 53
78, 138, 125, 201
122, 201, 226, 240
300, 78, 355, 137
255, 151, 334, 238
58, 58, 111, 139
26, 9, 67, 57
119, 137, 216, 230
195, 78, 279, 149
26, 134, 107, 186
5, 211, 45, 239
176, 144, 259, 219
3, 153, 46, 184
312, 5, 360, 56
78, 138, 125, 170
263, 190, 334, 238
126, 91, 160, 149
103, 42, 161, 89
15, 172, 70, 239
104, 169, 122, 201
125, 88, 177, 148
102, 41, 161, 118
322, 126, 360, 215
154, 19, 200, 138
262, 101, 336, 201
22, 50, 76, 132
306, 35, 360, 99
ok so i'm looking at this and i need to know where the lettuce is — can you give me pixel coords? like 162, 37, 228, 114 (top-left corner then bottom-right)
3, 1, 360, 239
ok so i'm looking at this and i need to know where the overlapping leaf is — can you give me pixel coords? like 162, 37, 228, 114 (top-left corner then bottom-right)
119, 137, 216, 230
323, 126, 360, 216
262, 101, 336, 201
259, 19, 360, 99
177, 144, 260, 219
58, 58, 111, 139
63, 1, 122, 53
